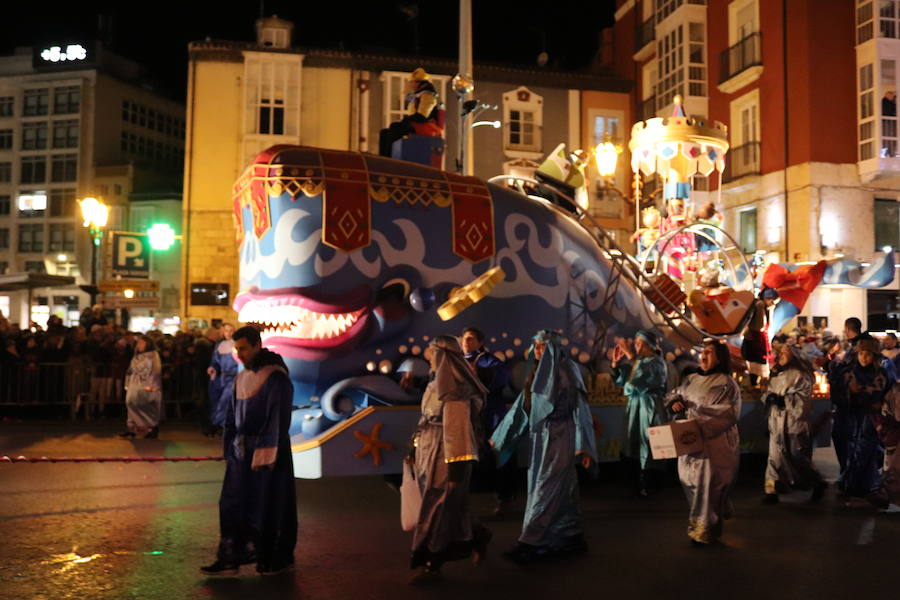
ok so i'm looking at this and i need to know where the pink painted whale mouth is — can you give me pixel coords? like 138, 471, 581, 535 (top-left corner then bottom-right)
234, 286, 370, 359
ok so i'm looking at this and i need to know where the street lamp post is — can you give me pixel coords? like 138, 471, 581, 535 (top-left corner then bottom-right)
593, 140, 648, 238
79, 196, 109, 307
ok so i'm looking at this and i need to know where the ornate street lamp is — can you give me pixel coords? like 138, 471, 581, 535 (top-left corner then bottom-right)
594, 140, 622, 178
79, 196, 109, 306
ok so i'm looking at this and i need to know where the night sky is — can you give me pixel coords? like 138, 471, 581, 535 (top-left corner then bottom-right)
4, 1, 615, 100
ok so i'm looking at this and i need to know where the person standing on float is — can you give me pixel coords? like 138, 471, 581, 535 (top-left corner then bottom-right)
665, 340, 741, 546
491, 330, 596, 564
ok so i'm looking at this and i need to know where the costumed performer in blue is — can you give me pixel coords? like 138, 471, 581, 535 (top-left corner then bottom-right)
841, 336, 889, 501
206, 323, 239, 436
409, 335, 491, 585
762, 344, 827, 504
491, 330, 597, 564
665, 339, 741, 546
611, 330, 668, 496
200, 326, 297, 576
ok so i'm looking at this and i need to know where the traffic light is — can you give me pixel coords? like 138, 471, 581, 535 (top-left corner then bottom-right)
147, 223, 176, 251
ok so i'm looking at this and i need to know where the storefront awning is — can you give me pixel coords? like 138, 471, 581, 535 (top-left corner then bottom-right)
0, 272, 76, 292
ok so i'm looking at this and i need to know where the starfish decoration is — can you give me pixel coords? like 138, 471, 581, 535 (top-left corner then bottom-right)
592, 414, 605, 438
353, 422, 394, 466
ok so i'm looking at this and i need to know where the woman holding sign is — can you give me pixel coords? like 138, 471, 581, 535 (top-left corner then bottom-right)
664, 339, 741, 545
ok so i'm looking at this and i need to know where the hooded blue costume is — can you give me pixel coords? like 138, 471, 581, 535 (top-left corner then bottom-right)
612, 330, 667, 471
491, 330, 597, 561
208, 338, 240, 428
206, 347, 297, 575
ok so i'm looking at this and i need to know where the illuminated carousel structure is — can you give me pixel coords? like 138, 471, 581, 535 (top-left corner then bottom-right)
488, 95, 749, 349
624, 96, 756, 342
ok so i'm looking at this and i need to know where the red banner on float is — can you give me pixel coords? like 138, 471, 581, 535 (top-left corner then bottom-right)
321, 151, 371, 252
444, 172, 494, 263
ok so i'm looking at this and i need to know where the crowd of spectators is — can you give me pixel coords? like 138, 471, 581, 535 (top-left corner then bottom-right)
769, 324, 900, 379
0, 308, 224, 417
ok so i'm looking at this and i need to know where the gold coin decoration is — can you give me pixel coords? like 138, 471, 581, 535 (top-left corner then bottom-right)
437, 266, 506, 321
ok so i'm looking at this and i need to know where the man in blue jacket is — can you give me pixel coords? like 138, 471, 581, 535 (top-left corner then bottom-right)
461, 327, 514, 517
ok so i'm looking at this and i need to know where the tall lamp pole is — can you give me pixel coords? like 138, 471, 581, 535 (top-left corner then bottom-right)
79, 196, 109, 307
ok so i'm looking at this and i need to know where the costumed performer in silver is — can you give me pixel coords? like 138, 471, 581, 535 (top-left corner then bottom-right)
611, 330, 668, 496
122, 335, 163, 439
409, 335, 491, 585
665, 339, 741, 545
762, 344, 827, 504
491, 330, 597, 564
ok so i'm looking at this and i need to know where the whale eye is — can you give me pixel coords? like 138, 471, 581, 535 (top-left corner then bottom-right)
377, 278, 410, 304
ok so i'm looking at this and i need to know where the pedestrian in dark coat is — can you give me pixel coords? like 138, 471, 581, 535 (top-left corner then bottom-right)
200, 326, 297, 576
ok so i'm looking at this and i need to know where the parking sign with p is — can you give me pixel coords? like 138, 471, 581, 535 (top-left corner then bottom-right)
110, 232, 150, 278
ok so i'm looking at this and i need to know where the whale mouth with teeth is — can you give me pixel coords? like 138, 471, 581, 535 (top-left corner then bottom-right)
233, 286, 370, 360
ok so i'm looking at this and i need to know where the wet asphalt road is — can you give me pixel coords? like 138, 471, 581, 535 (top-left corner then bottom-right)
1, 420, 899, 600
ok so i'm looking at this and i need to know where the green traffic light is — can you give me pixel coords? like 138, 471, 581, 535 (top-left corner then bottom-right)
147, 223, 176, 251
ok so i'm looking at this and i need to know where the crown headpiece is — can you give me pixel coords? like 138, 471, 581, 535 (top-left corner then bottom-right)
628, 96, 729, 182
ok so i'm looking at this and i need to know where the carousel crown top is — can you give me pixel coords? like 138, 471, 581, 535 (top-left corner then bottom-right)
628, 95, 729, 181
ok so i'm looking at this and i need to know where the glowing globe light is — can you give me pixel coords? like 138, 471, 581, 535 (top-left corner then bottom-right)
147, 223, 177, 251
79, 197, 109, 228
594, 141, 621, 178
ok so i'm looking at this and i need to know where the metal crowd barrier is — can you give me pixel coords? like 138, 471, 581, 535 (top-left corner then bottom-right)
0, 361, 211, 420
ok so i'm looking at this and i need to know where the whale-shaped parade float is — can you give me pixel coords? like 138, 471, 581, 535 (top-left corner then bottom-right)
228, 139, 846, 478
232, 103, 894, 478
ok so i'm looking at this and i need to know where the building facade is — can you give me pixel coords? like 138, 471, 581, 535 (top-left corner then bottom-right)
0, 41, 184, 327
613, 0, 900, 331
182, 16, 632, 325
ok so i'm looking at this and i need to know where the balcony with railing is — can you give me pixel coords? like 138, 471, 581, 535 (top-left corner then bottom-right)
723, 142, 761, 184
856, 110, 900, 182
634, 15, 655, 61
718, 32, 763, 94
